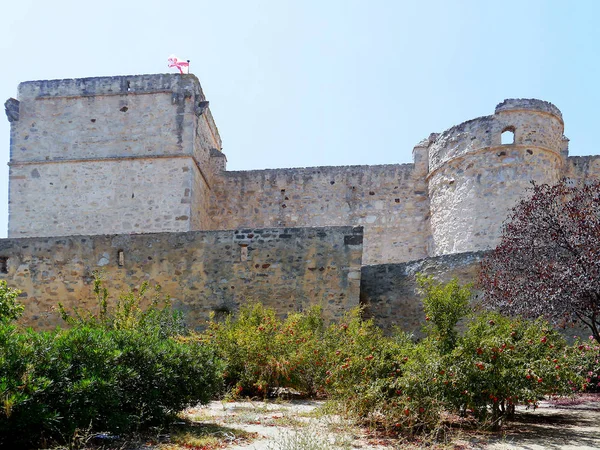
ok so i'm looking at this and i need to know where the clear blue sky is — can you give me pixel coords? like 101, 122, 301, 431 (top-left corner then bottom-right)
1, 0, 599, 237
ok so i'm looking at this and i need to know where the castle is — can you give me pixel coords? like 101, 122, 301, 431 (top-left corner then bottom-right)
2, 73, 599, 332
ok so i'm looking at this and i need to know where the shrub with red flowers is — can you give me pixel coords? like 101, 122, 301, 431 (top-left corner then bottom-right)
316, 309, 446, 433
323, 279, 581, 432
203, 279, 589, 434
566, 336, 600, 392
444, 312, 579, 429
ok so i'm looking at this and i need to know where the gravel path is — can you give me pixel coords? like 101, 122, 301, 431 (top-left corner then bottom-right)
183, 395, 600, 450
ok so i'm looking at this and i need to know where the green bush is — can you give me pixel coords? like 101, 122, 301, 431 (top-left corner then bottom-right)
201, 279, 588, 435
418, 275, 472, 354
205, 303, 328, 397
325, 279, 581, 432
0, 324, 223, 448
59, 276, 186, 337
322, 312, 445, 433
0, 325, 58, 447
206, 304, 445, 432
0, 281, 223, 449
567, 336, 600, 392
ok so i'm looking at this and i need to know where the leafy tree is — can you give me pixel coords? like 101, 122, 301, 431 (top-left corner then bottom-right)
480, 179, 600, 343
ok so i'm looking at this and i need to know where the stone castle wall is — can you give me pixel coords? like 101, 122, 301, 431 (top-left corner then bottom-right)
8, 75, 600, 265
5, 74, 600, 333
208, 163, 430, 265
361, 251, 485, 335
360, 250, 590, 340
0, 226, 363, 330
565, 154, 600, 183
9, 158, 198, 237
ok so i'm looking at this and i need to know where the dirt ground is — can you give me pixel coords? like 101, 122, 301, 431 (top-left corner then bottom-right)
181, 394, 600, 450
484, 395, 600, 450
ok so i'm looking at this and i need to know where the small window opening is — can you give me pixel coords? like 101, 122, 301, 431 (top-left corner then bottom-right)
118, 250, 124, 267
0, 257, 7, 274
501, 127, 515, 145
213, 306, 231, 322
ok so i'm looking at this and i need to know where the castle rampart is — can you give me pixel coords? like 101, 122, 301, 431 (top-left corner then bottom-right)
207, 163, 430, 265
4, 73, 600, 332
6, 75, 590, 264
0, 226, 363, 329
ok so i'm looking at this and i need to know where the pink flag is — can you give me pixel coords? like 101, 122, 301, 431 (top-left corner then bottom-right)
167, 55, 190, 74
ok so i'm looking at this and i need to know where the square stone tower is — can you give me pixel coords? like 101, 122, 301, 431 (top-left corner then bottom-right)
5, 74, 221, 237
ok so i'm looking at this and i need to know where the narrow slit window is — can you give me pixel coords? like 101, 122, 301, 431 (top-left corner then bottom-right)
118, 250, 124, 267
0, 257, 7, 274
501, 128, 515, 145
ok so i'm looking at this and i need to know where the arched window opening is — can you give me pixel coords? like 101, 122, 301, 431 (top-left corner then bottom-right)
501, 127, 515, 145
0, 257, 7, 274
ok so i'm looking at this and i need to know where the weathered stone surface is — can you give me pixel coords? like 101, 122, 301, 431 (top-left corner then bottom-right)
0, 226, 363, 330
427, 102, 567, 256
360, 251, 485, 335
4, 73, 600, 334
208, 163, 430, 265
6, 74, 221, 238
7, 74, 600, 266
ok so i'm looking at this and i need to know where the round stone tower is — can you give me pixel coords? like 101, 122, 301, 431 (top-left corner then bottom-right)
427, 99, 568, 256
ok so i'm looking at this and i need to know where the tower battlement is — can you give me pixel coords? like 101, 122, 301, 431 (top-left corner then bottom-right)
17, 73, 204, 100
494, 98, 563, 119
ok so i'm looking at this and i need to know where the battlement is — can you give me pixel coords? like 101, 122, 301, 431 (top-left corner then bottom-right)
17, 73, 205, 100
428, 100, 565, 174
495, 98, 563, 120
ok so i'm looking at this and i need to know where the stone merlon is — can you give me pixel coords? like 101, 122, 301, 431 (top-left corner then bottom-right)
495, 98, 563, 121
4, 98, 19, 122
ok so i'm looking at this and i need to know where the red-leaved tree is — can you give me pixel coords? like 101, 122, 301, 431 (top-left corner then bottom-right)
480, 179, 600, 343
